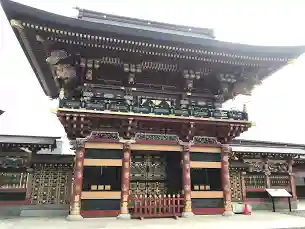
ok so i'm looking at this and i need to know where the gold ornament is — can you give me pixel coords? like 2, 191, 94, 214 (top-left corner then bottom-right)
124, 162, 129, 168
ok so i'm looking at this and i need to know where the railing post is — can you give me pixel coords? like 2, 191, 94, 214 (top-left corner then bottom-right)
181, 143, 194, 217
163, 194, 167, 215
177, 194, 181, 216
221, 144, 234, 216
117, 140, 134, 220
66, 140, 85, 221
168, 194, 172, 214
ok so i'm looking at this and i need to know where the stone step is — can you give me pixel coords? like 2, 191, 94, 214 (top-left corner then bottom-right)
20, 209, 69, 217
20, 204, 69, 210
0, 206, 21, 217
20, 204, 69, 217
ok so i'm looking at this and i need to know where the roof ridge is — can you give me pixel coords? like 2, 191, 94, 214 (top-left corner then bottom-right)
75, 7, 215, 39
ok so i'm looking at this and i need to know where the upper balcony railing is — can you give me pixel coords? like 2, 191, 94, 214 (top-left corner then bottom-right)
59, 97, 248, 121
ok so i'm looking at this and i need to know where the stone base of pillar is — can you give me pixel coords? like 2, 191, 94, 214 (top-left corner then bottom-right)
181, 211, 194, 218
117, 213, 131, 220
222, 211, 234, 216
66, 214, 84, 221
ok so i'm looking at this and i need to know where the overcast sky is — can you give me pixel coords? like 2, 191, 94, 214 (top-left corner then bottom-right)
0, 0, 305, 143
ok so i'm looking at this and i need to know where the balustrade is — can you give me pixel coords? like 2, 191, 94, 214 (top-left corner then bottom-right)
269, 175, 290, 188
0, 172, 28, 190
59, 97, 248, 121
244, 174, 266, 189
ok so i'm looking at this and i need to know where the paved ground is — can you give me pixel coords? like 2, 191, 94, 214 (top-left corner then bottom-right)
298, 200, 305, 211
284, 200, 305, 218
0, 212, 305, 229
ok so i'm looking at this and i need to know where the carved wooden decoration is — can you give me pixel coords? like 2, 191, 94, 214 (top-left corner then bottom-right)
230, 171, 243, 201
54, 64, 76, 82
268, 162, 288, 173
244, 160, 264, 172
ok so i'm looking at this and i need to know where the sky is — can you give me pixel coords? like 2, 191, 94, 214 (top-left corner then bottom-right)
0, 0, 305, 143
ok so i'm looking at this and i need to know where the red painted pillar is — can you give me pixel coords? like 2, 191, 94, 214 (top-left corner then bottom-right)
117, 141, 132, 219
181, 143, 194, 217
66, 146, 85, 221
221, 144, 234, 216
288, 158, 297, 200
262, 156, 271, 188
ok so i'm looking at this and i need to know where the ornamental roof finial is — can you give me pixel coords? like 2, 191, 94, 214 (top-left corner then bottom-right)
243, 103, 247, 113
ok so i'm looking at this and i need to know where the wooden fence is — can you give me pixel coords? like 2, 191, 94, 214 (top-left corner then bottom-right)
129, 194, 184, 219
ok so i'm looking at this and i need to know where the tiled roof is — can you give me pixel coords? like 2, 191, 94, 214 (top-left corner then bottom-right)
37, 136, 75, 155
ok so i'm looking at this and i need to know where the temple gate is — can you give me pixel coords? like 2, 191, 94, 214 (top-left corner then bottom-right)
2, 0, 304, 219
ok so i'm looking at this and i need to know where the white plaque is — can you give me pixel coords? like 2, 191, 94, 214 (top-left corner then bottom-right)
266, 188, 292, 197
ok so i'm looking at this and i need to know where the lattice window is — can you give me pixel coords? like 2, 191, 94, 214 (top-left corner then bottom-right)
130, 154, 167, 196
30, 164, 72, 205
230, 171, 242, 201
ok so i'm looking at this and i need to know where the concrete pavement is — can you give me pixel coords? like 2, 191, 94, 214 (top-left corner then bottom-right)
0, 212, 305, 229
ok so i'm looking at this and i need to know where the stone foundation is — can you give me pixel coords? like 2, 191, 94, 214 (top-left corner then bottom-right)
249, 200, 297, 211
232, 200, 297, 213
0, 204, 69, 217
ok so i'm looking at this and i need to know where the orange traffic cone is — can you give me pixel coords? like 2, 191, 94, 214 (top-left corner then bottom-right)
244, 203, 251, 215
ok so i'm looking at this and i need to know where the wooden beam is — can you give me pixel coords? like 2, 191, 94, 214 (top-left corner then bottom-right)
191, 146, 221, 153
191, 191, 223, 198
131, 144, 182, 152
190, 161, 221, 168
81, 191, 121, 199
83, 159, 122, 166
85, 142, 123, 149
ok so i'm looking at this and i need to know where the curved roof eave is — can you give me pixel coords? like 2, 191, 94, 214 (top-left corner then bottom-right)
231, 145, 305, 155
0, 134, 59, 145
1, 0, 305, 57
10, 25, 59, 98
231, 139, 305, 149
